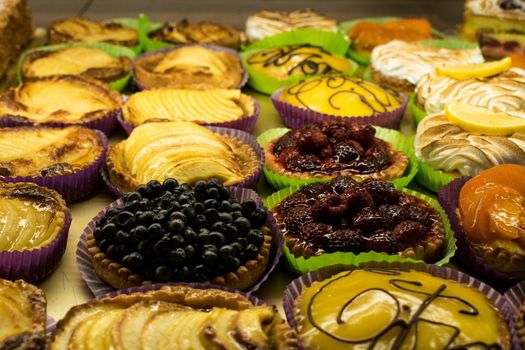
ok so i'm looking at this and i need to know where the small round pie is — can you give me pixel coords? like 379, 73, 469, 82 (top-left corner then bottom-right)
87, 178, 272, 291
48, 16, 139, 47
0, 75, 122, 127
21, 45, 132, 83
52, 285, 299, 350
133, 45, 244, 90
272, 176, 445, 262
106, 121, 261, 192
0, 279, 47, 350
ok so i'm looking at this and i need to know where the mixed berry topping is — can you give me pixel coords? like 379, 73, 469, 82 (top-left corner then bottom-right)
93, 178, 267, 283
274, 176, 440, 258
273, 120, 393, 174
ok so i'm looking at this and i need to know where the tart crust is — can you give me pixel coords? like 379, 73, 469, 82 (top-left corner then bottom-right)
0, 279, 47, 350
264, 137, 410, 182
371, 67, 415, 93
86, 226, 272, 291
106, 133, 260, 192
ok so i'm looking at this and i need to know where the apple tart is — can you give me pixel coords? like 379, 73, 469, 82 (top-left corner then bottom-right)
106, 122, 261, 192
0, 76, 122, 125
133, 45, 244, 90
21, 45, 132, 83
122, 88, 255, 128
48, 17, 139, 47
0, 279, 47, 350
52, 285, 299, 350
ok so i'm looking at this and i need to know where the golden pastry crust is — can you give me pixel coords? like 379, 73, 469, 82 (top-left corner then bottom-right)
0, 0, 32, 79
0, 126, 104, 177
0, 76, 123, 124
21, 47, 132, 83
133, 45, 243, 90
0, 279, 47, 350
372, 67, 416, 93
516, 302, 525, 348
86, 226, 272, 291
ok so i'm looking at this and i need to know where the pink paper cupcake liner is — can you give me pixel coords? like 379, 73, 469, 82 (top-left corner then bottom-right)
271, 87, 408, 130
437, 177, 520, 284
76, 186, 283, 296
0, 209, 71, 282
0, 109, 121, 136
117, 98, 260, 134
282, 261, 511, 341
0, 130, 108, 203
101, 125, 264, 197
504, 281, 525, 350
132, 44, 248, 91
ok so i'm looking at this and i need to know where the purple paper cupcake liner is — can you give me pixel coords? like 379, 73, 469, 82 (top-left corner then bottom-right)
504, 281, 525, 350
0, 129, 108, 203
76, 186, 283, 296
437, 177, 521, 284
101, 125, 264, 197
271, 87, 408, 130
0, 109, 121, 136
283, 261, 512, 345
117, 98, 260, 134
0, 209, 71, 282
132, 44, 248, 91
47, 315, 56, 338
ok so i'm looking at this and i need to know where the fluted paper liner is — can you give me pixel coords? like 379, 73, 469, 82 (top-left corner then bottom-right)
1, 129, 108, 203
271, 87, 408, 130
415, 158, 457, 193
107, 16, 146, 54
101, 125, 264, 197
504, 281, 525, 350
408, 93, 427, 124
264, 186, 456, 274
77, 187, 283, 296
256, 126, 418, 190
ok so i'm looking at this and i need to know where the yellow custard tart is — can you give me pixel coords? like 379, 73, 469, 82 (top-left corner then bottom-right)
0, 126, 104, 177
48, 16, 139, 47
0, 279, 47, 350
21, 46, 132, 83
134, 45, 243, 90
52, 285, 299, 350
293, 268, 511, 349
279, 75, 402, 117
106, 121, 260, 192
0, 75, 122, 124
0, 182, 67, 252
246, 44, 350, 81
123, 88, 255, 127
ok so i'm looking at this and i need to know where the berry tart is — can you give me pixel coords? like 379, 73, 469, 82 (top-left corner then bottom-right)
0, 278, 47, 350
263, 120, 410, 185
52, 284, 299, 350
271, 176, 445, 263
87, 178, 273, 291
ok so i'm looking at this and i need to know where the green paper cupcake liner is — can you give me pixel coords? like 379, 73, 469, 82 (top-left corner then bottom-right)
362, 66, 373, 81
105, 16, 146, 54
408, 93, 427, 124
140, 16, 174, 52
263, 186, 457, 274
257, 126, 418, 190
17, 42, 136, 92
242, 28, 350, 55
417, 37, 479, 49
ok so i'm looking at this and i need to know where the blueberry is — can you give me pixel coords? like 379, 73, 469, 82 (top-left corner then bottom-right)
245, 244, 259, 259
218, 212, 233, 224
162, 178, 179, 192
184, 228, 197, 243
204, 199, 218, 209
231, 211, 243, 220
178, 194, 191, 205
182, 206, 196, 221
209, 231, 225, 246
168, 248, 186, 264
237, 237, 248, 248
230, 203, 242, 212
193, 202, 205, 213
208, 178, 223, 188
139, 211, 155, 226
107, 244, 125, 260
202, 250, 219, 266
99, 239, 111, 252
171, 235, 185, 247
230, 242, 243, 254
202, 244, 218, 253
224, 224, 239, 240
166, 201, 181, 213
98, 223, 117, 240
194, 264, 209, 281
131, 226, 147, 241
204, 208, 219, 223
168, 219, 186, 234
153, 239, 170, 254
211, 221, 227, 233
233, 217, 251, 235
207, 187, 220, 200
147, 223, 164, 238
174, 266, 190, 280
116, 211, 134, 227
115, 230, 130, 244
250, 208, 267, 227
169, 211, 187, 224
241, 199, 257, 215
137, 240, 151, 254
153, 211, 168, 224
180, 184, 192, 192
219, 245, 234, 261
122, 252, 144, 270
184, 245, 195, 260
229, 257, 241, 270
147, 180, 162, 195
155, 266, 172, 282
195, 214, 207, 228
247, 229, 264, 246
124, 191, 142, 203
136, 184, 150, 197
219, 200, 232, 212
197, 230, 210, 244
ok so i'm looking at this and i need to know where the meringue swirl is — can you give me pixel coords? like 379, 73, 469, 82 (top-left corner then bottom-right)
466, 0, 525, 21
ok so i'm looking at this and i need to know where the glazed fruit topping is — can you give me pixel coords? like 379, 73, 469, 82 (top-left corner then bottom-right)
273, 120, 393, 174
93, 178, 268, 283
274, 176, 440, 256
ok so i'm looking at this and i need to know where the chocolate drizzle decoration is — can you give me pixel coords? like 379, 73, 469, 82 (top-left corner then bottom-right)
306, 269, 503, 349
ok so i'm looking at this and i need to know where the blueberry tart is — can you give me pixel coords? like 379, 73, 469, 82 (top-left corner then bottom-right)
272, 176, 445, 262
87, 178, 272, 291
52, 284, 299, 350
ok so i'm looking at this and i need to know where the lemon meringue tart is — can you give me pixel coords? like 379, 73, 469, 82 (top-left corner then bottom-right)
134, 45, 244, 90
0, 279, 47, 350
52, 285, 299, 350
106, 122, 260, 192
48, 16, 139, 47
0, 126, 104, 178
21, 45, 132, 83
0, 76, 122, 125
122, 89, 255, 128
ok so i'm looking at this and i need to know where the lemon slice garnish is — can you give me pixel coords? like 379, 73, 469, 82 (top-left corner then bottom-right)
437, 57, 511, 80
445, 101, 525, 136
